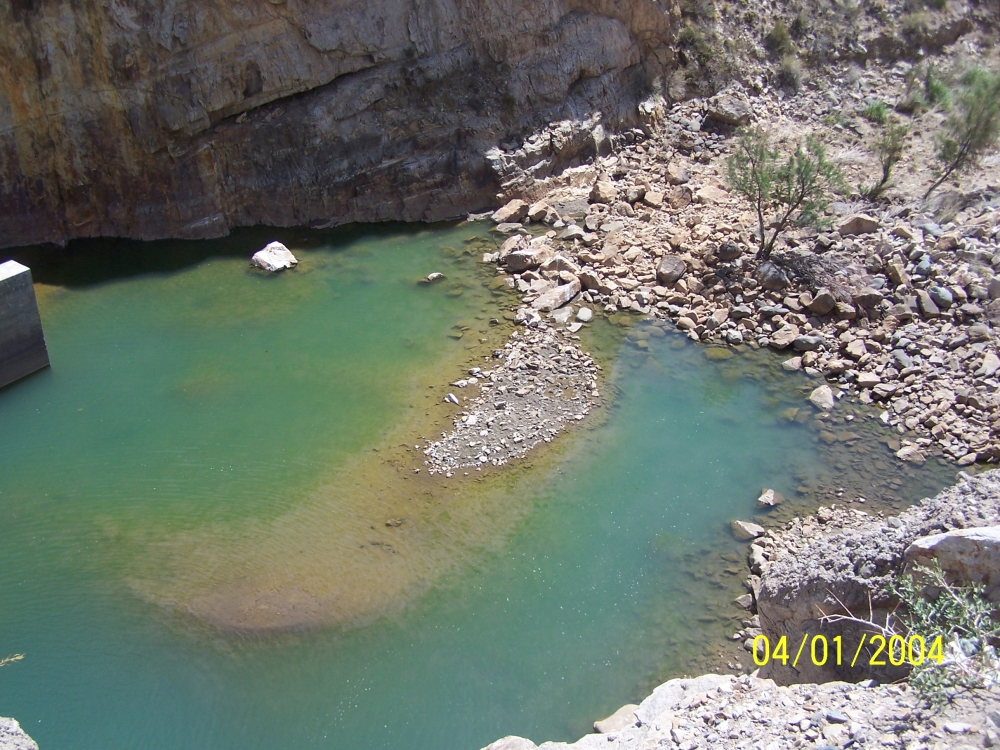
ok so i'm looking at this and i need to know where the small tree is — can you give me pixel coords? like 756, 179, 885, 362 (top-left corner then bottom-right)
725, 127, 844, 261
862, 120, 908, 200
924, 67, 1000, 199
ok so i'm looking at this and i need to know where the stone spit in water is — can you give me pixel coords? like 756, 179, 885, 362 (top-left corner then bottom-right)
251, 242, 298, 272
423, 325, 598, 473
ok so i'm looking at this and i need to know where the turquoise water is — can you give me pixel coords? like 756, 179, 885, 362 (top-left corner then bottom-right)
0, 226, 950, 749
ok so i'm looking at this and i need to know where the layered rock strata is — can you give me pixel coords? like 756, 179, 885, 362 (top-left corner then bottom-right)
0, 0, 675, 249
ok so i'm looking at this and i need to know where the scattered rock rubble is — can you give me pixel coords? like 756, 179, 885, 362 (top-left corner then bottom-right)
423, 326, 599, 474
475, 52, 1000, 472
483, 673, 1000, 750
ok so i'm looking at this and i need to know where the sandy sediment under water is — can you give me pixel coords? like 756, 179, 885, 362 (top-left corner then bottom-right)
0, 222, 963, 750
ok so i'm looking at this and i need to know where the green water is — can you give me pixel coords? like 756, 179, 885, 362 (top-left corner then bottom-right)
0, 225, 950, 749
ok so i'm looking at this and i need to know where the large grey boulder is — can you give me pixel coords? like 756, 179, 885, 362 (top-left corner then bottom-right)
593, 704, 639, 734
731, 520, 765, 540
589, 180, 617, 204
808, 384, 835, 411
251, 241, 298, 272
656, 254, 687, 285
705, 92, 752, 125
905, 526, 1000, 600
756, 261, 788, 291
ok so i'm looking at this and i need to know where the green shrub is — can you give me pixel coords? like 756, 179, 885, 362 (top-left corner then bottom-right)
680, 0, 717, 21
894, 563, 1000, 704
862, 120, 908, 199
925, 64, 951, 108
925, 67, 1000, 199
765, 19, 795, 56
778, 55, 803, 92
725, 127, 845, 261
822, 111, 846, 127
902, 11, 930, 37
790, 12, 808, 38
898, 63, 950, 114
862, 101, 889, 124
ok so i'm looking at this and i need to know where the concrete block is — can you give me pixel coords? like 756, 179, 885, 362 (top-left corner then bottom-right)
0, 260, 50, 389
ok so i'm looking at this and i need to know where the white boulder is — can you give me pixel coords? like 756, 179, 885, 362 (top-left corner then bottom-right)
251, 241, 298, 272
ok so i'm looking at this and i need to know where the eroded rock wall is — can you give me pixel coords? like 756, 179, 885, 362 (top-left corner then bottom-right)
0, 0, 676, 249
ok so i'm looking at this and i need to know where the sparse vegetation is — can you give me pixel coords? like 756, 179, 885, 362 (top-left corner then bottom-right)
822, 111, 846, 127
789, 12, 808, 38
925, 67, 1000, 199
725, 127, 845, 261
778, 54, 803, 92
895, 564, 1000, 704
862, 120, 908, 200
765, 19, 795, 57
862, 101, 890, 124
898, 63, 951, 114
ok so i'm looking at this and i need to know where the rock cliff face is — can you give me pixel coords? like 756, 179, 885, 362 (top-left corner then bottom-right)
0, 0, 676, 249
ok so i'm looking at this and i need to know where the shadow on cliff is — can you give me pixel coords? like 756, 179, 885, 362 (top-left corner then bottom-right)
4, 222, 440, 288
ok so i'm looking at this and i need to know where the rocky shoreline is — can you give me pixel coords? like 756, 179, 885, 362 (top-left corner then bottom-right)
484, 672, 1000, 750
479, 474, 1000, 750
467, 21, 1000, 750
471, 53, 1000, 471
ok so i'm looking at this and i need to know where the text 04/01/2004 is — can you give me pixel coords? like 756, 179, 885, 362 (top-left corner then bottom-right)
750, 634, 946, 669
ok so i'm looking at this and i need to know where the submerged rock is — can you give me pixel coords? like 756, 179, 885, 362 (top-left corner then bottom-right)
251, 241, 298, 272
731, 520, 765, 540
756, 489, 783, 508
808, 384, 835, 411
